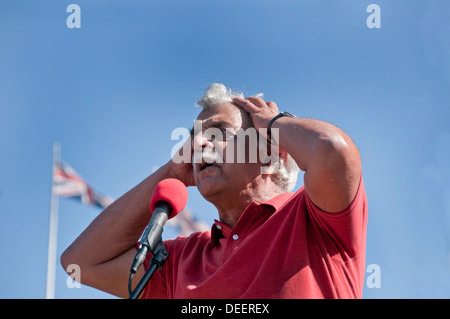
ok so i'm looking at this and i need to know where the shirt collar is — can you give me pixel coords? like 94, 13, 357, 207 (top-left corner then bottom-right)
260, 191, 294, 211
210, 191, 294, 245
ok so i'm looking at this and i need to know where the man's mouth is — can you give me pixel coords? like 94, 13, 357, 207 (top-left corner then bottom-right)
198, 160, 219, 172
193, 148, 222, 174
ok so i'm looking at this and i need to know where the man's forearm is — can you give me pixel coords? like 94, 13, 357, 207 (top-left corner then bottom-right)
271, 116, 354, 171
272, 116, 361, 213
61, 163, 175, 271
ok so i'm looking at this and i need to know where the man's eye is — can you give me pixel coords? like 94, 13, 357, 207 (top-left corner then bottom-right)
213, 128, 232, 141
190, 126, 235, 142
225, 128, 238, 140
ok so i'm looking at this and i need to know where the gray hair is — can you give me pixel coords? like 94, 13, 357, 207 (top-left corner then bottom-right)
197, 83, 245, 109
196, 83, 300, 192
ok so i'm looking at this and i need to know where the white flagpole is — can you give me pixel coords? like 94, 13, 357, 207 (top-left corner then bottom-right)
46, 142, 61, 299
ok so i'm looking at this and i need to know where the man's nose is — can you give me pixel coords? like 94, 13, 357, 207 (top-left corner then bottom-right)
192, 131, 214, 152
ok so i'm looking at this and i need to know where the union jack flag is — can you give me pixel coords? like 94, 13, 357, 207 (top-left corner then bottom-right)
53, 159, 208, 236
52, 161, 114, 209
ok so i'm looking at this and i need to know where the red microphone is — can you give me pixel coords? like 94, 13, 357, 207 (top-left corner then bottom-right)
149, 178, 188, 218
130, 179, 188, 274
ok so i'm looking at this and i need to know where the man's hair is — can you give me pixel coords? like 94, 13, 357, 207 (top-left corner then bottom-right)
196, 83, 300, 192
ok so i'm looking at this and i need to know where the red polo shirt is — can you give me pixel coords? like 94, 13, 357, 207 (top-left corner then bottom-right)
140, 178, 367, 299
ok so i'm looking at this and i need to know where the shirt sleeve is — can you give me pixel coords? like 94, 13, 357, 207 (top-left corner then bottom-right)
304, 176, 368, 260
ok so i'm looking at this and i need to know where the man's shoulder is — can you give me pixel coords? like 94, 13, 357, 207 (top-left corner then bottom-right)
264, 186, 306, 211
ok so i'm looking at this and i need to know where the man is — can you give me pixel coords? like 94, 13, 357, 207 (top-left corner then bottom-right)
61, 83, 367, 298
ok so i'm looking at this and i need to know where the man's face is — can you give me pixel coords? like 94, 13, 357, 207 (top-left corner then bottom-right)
191, 103, 264, 202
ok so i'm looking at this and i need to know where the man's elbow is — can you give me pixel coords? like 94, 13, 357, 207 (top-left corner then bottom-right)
60, 246, 73, 275
60, 246, 94, 288
60, 246, 84, 280
317, 130, 361, 173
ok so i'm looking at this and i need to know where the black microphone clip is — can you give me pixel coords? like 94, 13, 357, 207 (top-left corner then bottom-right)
129, 201, 172, 275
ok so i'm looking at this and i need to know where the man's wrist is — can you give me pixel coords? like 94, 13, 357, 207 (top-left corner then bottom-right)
162, 161, 179, 179
267, 111, 296, 144
163, 160, 194, 187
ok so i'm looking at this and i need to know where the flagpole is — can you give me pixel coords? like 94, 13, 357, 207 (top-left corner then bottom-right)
46, 142, 61, 299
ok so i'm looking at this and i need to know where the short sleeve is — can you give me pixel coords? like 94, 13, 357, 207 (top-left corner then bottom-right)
304, 176, 368, 259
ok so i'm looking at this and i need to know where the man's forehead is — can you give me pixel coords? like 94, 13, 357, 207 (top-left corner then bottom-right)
195, 103, 249, 127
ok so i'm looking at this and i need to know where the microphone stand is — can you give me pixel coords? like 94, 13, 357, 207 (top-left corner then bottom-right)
128, 239, 168, 299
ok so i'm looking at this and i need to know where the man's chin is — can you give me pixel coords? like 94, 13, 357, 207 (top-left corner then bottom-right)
196, 176, 224, 199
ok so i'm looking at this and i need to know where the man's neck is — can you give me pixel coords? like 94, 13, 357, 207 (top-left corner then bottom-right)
213, 182, 282, 228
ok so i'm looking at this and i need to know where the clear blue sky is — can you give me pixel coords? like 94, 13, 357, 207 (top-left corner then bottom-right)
0, 0, 449, 299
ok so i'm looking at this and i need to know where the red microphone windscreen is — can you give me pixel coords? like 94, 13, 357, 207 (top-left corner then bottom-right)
149, 178, 188, 219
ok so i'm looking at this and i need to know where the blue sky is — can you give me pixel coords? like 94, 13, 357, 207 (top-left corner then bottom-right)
0, 0, 449, 299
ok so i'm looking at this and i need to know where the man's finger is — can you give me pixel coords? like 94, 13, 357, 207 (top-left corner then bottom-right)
266, 101, 279, 112
232, 97, 259, 113
246, 96, 267, 109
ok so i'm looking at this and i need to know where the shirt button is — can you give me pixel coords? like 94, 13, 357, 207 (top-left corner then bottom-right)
216, 225, 222, 230
232, 234, 239, 240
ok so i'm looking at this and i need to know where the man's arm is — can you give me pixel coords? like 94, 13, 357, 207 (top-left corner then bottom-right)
233, 97, 361, 213
270, 115, 361, 213
61, 140, 194, 298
